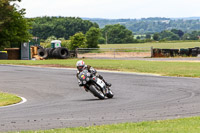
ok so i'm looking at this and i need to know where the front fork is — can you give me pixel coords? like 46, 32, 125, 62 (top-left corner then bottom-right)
83, 84, 90, 92
96, 83, 108, 95
85, 82, 108, 95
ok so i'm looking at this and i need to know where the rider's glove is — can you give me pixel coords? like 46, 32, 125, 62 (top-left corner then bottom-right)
79, 84, 83, 87
78, 80, 83, 86
92, 70, 96, 74
90, 67, 96, 74
87, 73, 91, 77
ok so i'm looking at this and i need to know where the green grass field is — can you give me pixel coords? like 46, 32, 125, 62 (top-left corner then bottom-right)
0, 92, 22, 106
99, 41, 200, 49
1, 59, 200, 77
12, 117, 200, 133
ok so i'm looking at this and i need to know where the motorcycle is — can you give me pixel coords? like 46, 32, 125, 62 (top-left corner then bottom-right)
78, 69, 114, 99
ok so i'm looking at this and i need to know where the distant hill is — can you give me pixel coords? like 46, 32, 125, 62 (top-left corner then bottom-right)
172, 17, 200, 20
82, 17, 200, 34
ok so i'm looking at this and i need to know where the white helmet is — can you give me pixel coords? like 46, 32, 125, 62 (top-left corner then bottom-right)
76, 60, 85, 71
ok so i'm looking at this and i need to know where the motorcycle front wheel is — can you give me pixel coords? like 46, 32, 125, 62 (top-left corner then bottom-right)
89, 85, 105, 99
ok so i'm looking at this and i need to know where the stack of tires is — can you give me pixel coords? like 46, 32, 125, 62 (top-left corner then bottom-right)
153, 47, 200, 57
153, 49, 163, 57
191, 47, 199, 57
180, 49, 189, 56
161, 49, 171, 57
37, 47, 70, 59
170, 49, 179, 57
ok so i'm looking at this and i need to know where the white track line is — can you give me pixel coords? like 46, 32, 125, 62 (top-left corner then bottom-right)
0, 96, 27, 108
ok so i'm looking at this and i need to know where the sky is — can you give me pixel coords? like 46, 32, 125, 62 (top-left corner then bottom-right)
17, 0, 200, 19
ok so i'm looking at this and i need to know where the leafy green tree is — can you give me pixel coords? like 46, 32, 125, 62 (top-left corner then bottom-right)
45, 36, 57, 43
153, 33, 160, 41
169, 34, 180, 40
136, 36, 141, 39
98, 37, 106, 44
102, 24, 134, 44
61, 40, 70, 49
159, 30, 173, 39
0, 0, 32, 50
69, 32, 87, 50
182, 33, 190, 40
86, 27, 100, 48
171, 29, 184, 38
31, 17, 98, 40
145, 34, 151, 39
42, 36, 57, 48
181, 31, 199, 40
159, 30, 180, 40
189, 31, 199, 40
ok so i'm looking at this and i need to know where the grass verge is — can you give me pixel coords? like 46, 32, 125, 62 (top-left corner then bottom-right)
0, 59, 200, 77
12, 117, 200, 133
0, 92, 22, 106
99, 41, 200, 49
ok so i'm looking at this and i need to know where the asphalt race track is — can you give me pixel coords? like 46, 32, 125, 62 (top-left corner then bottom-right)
1, 65, 200, 132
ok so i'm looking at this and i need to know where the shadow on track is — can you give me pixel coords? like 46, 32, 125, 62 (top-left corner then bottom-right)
74, 98, 115, 102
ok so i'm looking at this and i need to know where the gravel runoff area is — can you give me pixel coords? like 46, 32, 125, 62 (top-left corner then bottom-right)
0, 65, 200, 132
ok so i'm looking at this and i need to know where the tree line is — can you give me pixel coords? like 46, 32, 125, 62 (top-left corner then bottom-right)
0, 0, 31, 50
31, 17, 99, 40
86, 18, 200, 34
17, 16, 200, 45
1, 0, 200, 51
144, 29, 200, 41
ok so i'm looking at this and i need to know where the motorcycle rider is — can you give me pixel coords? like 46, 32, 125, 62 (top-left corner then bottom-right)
76, 60, 111, 88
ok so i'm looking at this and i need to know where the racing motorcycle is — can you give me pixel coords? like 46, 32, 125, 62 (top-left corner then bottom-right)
78, 69, 114, 99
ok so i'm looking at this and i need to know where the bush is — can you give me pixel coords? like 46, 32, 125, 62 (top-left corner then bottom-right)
98, 37, 106, 44
61, 40, 71, 49
69, 32, 87, 50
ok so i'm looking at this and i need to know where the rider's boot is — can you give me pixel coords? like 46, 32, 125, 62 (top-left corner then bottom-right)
84, 86, 89, 92
99, 75, 112, 87
105, 81, 112, 87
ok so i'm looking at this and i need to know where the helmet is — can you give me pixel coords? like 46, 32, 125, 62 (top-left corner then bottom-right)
76, 60, 85, 71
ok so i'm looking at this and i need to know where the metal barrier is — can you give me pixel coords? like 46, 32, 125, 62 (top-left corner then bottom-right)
77, 47, 152, 59
153, 47, 200, 57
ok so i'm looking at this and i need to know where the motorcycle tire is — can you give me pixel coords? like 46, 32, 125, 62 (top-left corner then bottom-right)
89, 85, 105, 99
106, 89, 114, 98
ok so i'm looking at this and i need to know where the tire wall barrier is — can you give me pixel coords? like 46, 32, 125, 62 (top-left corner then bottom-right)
153, 47, 200, 57
38, 47, 72, 59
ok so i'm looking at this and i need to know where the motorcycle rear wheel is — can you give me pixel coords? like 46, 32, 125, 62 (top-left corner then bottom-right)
89, 85, 105, 99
